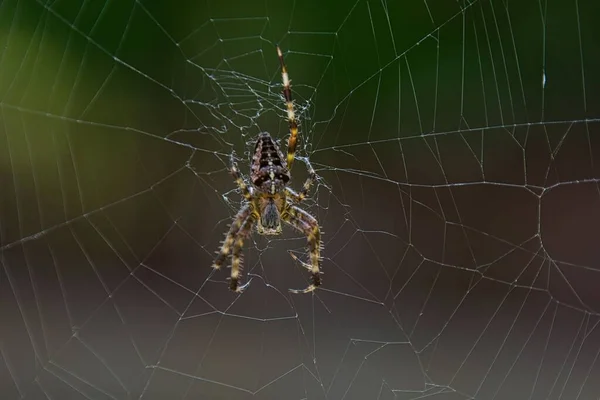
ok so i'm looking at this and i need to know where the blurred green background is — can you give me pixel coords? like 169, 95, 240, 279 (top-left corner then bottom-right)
1, 0, 600, 399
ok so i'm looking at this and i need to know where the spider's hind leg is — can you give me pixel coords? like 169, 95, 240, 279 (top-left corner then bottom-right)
277, 46, 299, 172
285, 157, 317, 203
230, 152, 253, 201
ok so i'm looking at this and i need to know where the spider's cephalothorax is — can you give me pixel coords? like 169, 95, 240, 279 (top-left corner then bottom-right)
211, 47, 322, 294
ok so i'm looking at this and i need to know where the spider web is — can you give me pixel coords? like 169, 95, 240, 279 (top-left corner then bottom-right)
1, 0, 600, 399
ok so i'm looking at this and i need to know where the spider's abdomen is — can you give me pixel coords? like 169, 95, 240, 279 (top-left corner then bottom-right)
251, 132, 290, 194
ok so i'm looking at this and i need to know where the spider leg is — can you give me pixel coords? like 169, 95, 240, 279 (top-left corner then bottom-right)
285, 187, 303, 204
282, 205, 322, 293
277, 46, 298, 172
212, 205, 251, 270
288, 251, 313, 272
230, 153, 253, 201
285, 157, 316, 203
229, 214, 256, 292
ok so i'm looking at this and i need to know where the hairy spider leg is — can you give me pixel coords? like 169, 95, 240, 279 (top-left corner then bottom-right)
277, 46, 298, 171
230, 213, 256, 292
283, 206, 322, 293
212, 205, 252, 270
285, 157, 316, 203
230, 153, 253, 200
212, 155, 256, 271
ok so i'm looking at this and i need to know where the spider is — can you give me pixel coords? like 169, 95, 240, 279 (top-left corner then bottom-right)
211, 46, 322, 294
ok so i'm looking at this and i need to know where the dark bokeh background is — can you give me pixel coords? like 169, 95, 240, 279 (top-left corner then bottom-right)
1, 0, 600, 399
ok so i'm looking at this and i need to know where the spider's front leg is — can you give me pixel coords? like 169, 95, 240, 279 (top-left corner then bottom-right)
212, 205, 252, 271
282, 205, 322, 293
212, 154, 254, 271
229, 214, 256, 292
